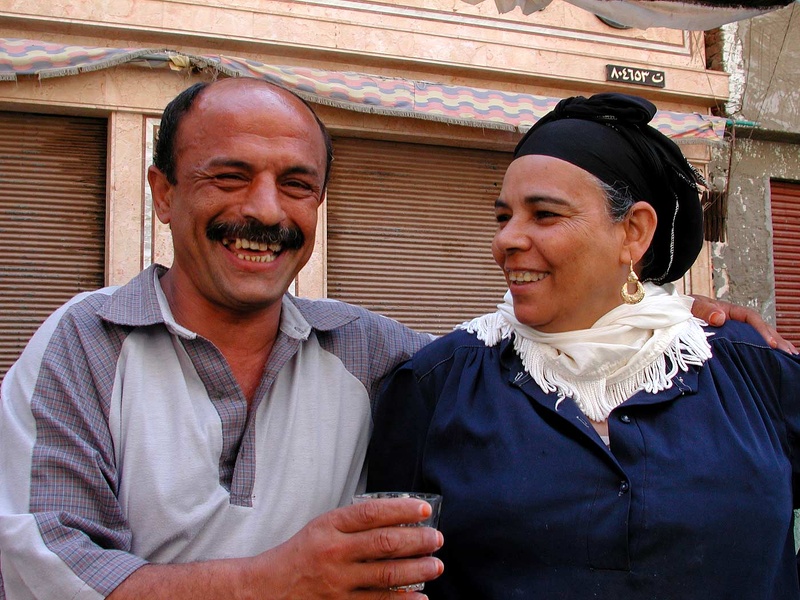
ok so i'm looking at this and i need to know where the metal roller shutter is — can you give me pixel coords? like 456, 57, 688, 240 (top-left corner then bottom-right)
770, 180, 800, 348
326, 137, 511, 335
0, 111, 107, 379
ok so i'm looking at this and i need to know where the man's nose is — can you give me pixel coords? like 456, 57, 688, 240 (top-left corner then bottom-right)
243, 177, 287, 225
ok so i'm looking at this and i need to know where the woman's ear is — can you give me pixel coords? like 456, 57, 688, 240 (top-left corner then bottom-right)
622, 201, 658, 264
147, 165, 173, 226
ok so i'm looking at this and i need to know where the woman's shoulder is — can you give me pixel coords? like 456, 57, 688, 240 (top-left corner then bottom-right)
701, 319, 800, 388
703, 318, 774, 351
409, 327, 496, 368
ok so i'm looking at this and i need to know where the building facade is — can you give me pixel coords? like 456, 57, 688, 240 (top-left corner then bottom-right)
0, 0, 729, 375
709, 3, 800, 346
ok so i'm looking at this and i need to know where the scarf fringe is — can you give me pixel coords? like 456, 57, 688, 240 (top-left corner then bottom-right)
457, 313, 711, 423
459, 311, 514, 345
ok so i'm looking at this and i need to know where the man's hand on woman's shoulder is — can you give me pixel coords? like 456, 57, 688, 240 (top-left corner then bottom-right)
690, 295, 797, 354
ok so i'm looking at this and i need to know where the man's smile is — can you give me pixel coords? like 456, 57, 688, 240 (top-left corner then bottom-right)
222, 237, 284, 263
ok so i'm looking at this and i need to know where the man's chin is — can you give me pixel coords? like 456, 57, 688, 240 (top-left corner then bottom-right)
219, 277, 294, 310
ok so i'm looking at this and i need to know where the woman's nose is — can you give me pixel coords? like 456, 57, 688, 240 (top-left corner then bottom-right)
494, 219, 531, 254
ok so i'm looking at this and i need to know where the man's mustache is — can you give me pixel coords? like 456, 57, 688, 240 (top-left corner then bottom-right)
206, 220, 305, 250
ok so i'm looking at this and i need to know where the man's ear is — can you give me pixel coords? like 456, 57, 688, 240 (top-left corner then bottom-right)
147, 165, 173, 226
622, 201, 658, 265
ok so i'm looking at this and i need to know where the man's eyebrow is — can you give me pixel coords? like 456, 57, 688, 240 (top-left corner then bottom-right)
204, 158, 252, 170
282, 164, 321, 178
201, 159, 320, 179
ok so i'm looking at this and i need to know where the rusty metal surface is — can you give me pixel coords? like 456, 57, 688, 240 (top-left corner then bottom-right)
0, 111, 107, 379
326, 136, 510, 335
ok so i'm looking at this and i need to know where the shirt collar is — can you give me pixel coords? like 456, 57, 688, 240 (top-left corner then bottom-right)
97, 264, 359, 339
283, 295, 360, 338
96, 264, 166, 328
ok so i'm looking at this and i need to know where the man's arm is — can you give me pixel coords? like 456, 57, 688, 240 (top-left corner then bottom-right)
109, 499, 444, 600
0, 299, 146, 600
690, 295, 798, 354
1, 297, 442, 600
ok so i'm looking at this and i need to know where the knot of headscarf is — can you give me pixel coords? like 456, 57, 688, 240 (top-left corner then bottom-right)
514, 93, 705, 283
539, 93, 655, 125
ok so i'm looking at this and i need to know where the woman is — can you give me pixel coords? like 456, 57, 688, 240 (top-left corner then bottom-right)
367, 93, 800, 599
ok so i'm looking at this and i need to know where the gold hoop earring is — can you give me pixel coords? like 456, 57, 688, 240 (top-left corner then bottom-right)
621, 260, 645, 304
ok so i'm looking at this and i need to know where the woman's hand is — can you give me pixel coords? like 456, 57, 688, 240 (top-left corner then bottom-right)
690, 295, 798, 354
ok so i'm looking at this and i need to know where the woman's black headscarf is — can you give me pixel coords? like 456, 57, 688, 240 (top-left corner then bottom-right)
514, 93, 705, 284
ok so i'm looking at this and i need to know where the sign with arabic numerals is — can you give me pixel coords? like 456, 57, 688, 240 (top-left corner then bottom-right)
606, 64, 666, 88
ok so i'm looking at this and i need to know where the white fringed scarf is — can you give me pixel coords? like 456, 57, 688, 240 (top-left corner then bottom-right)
456, 282, 712, 422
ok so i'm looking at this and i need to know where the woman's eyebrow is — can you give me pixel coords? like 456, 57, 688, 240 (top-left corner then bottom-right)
494, 195, 570, 209
523, 195, 570, 206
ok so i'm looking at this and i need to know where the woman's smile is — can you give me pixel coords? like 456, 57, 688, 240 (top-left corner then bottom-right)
506, 270, 549, 284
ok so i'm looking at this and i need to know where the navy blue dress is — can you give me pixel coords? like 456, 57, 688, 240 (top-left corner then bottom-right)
367, 320, 800, 599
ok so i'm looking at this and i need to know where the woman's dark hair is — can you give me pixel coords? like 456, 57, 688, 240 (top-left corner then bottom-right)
597, 179, 636, 223
513, 93, 705, 283
597, 179, 655, 275
152, 80, 334, 187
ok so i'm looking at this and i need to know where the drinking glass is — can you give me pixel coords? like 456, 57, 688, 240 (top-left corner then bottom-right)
352, 491, 443, 592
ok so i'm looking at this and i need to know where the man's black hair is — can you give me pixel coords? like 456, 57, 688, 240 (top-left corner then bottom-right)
152, 79, 334, 188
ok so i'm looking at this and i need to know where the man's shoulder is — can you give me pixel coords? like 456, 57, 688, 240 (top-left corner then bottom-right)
289, 295, 381, 318
43, 265, 162, 331
289, 295, 424, 337
36, 286, 120, 336
287, 297, 434, 387
7, 267, 164, 378
3, 286, 122, 391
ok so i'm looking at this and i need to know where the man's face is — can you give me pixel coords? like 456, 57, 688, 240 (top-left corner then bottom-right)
149, 81, 328, 318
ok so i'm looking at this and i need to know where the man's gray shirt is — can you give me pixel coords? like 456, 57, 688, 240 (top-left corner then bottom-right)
0, 265, 430, 599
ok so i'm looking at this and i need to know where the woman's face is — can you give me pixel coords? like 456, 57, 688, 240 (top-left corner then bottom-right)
492, 154, 630, 333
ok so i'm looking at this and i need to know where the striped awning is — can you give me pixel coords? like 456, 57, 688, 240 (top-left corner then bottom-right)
465, 0, 796, 30
0, 38, 726, 144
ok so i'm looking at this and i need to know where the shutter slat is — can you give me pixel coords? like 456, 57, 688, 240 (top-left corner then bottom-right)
0, 111, 107, 379
771, 180, 800, 348
326, 138, 511, 335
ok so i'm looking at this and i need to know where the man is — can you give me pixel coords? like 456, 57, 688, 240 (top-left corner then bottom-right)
0, 78, 792, 600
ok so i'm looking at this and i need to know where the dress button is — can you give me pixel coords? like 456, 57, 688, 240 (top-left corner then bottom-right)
620, 414, 631, 423
619, 481, 630, 494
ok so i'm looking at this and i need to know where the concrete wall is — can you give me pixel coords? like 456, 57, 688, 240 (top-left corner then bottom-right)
712, 3, 800, 320
712, 137, 800, 319
732, 4, 800, 134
